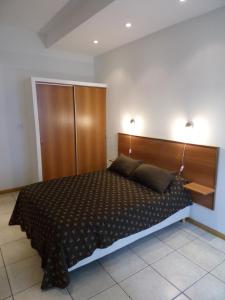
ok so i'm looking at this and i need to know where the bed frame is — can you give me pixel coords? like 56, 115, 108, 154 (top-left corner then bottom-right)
69, 133, 218, 273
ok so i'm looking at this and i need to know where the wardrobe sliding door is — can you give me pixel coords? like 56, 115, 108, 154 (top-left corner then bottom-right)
36, 84, 76, 181
75, 86, 106, 174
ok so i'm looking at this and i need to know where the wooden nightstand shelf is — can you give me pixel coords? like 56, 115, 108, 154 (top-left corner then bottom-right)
183, 182, 215, 196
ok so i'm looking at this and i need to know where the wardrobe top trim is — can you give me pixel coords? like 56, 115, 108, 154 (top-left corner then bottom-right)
31, 77, 107, 88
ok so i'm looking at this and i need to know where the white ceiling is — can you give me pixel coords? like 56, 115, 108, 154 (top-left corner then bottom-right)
0, 0, 70, 32
39, 0, 115, 48
0, 0, 225, 56
53, 0, 225, 56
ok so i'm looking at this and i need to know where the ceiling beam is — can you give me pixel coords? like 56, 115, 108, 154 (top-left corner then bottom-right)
39, 0, 115, 48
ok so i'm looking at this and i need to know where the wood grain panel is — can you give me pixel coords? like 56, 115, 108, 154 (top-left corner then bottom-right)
118, 133, 218, 210
75, 86, 106, 174
36, 84, 76, 181
183, 183, 214, 196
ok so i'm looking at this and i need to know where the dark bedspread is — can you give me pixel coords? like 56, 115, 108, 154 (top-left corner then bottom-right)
9, 170, 191, 289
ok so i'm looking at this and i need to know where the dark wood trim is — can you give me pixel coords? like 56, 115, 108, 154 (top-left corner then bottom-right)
187, 218, 225, 241
0, 186, 25, 195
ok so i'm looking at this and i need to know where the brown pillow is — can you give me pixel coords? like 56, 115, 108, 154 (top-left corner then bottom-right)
132, 163, 175, 193
108, 154, 143, 177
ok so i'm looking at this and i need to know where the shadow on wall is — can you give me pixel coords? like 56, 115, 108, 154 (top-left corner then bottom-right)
191, 147, 225, 235
24, 78, 39, 183
0, 74, 39, 190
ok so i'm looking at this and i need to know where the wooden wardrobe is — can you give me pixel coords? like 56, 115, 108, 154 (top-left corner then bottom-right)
34, 80, 106, 181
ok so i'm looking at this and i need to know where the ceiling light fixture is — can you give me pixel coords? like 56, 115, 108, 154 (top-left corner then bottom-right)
179, 0, 187, 2
125, 22, 132, 28
93, 40, 99, 44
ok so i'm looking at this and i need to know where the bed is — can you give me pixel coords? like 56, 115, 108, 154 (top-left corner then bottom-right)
9, 169, 191, 289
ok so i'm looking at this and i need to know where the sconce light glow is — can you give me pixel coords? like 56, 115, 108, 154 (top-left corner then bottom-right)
93, 40, 99, 44
172, 117, 209, 145
122, 114, 144, 136
191, 117, 210, 145
184, 121, 194, 143
171, 117, 187, 143
125, 22, 132, 28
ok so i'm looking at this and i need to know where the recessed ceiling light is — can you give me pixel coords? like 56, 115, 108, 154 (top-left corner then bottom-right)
125, 22, 132, 28
93, 40, 99, 44
179, 0, 187, 2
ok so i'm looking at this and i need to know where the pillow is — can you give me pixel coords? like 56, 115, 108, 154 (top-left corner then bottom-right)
132, 163, 175, 193
108, 154, 143, 177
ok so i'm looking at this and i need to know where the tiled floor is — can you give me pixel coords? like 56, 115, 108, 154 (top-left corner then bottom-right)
1, 193, 225, 300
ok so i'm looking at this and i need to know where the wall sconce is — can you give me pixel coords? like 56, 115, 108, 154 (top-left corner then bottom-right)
185, 121, 194, 128
129, 118, 135, 155
180, 121, 194, 175
130, 118, 135, 125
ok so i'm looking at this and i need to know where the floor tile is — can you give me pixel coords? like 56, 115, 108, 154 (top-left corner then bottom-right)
155, 225, 196, 249
1, 238, 37, 265
67, 262, 115, 300
211, 261, 225, 283
0, 213, 26, 246
200, 232, 225, 253
0, 267, 11, 300
6, 255, 43, 294
166, 222, 183, 229
174, 294, 190, 300
0, 225, 26, 246
0, 194, 15, 216
100, 247, 147, 282
185, 274, 225, 300
11, 192, 19, 201
120, 266, 179, 300
130, 236, 173, 264
13, 283, 72, 300
180, 222, 206, 238
152, 252, 206, 291
178, 239, 225, 271
90, 285, 130, 300
0, 213, 12, 228
0, 253, 3, 268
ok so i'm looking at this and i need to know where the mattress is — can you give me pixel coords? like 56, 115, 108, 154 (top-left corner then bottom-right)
9, 170, 192, 289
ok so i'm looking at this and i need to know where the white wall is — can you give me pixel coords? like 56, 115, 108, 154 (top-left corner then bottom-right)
95, 8, 225, 234
0, 26, 94, 190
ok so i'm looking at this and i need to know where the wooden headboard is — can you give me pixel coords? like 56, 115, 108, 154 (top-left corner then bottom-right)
118, 133, 219, 210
